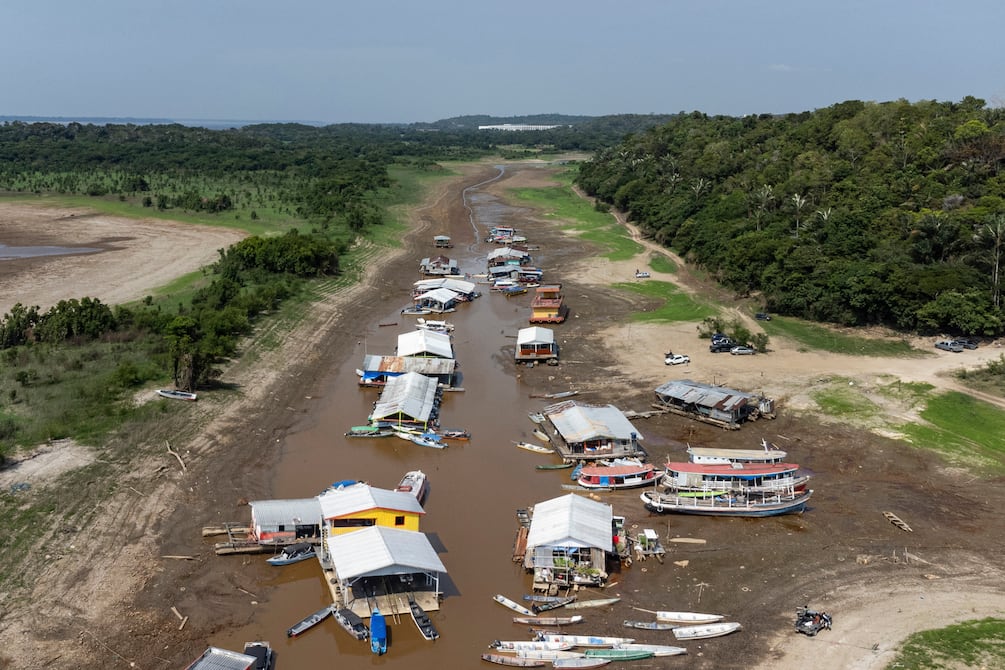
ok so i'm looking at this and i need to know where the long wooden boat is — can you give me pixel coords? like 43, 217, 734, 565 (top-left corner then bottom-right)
332, 607, 369, 641
640, 488, 813, 517
370, 609, 388, 655
345, 424, 396, 438
561, 597, 620, 610
440, 428, 471, 441
395, 470, 428, 504
613, 643, 688, 657
515, 441, 552, 455
408, 595, 439, 641
490, 640, 573, 651
532, 596, 576, 613
523, 594, 571, 603
516, 649, 586, 660
287, 604, 332, 637
654, 610, 724, 624
513, 615, 584, 626
576, 462, 658, 490
583, 648, 653, 660
480, 653, 546, 668
534, 633, 635, 648
536, 461, 574, 470
493, 594, 536, 617
552, 659, 610, 669
395, 430, 446, 449
672, 621, 742, 640
156, 389, 197, 401
622, 620, 675, 631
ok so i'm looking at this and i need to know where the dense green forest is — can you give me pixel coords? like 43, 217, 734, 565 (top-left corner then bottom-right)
577, 97, 1005, 335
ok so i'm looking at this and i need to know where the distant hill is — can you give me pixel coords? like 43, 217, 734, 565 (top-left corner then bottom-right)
0, 115, 325, 130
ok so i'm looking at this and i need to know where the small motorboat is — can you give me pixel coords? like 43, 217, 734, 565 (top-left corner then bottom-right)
408, 595, 439, 641
493, 594, 536, 617
489, 641, 573, 652
332, 607, 369, 641
513, 615, 584, 626
534, 633, 635, 648
370, 609, 388, 655
440, 428, 471, 440
266, 542, 316, 566
345, 425, 395, 438
156, 389, 197, 401
561, 597, 621, 610
481, 653, 547, 667
532, 596, 576, 613
395, 470, 429, 503
515, 441, 552, 455
672, 621, 742, 640
655, 610, 724, 624
613, 643, 688, 657
415, 317, 455, 333
287, 605, 332, 637
622, 620, 675, 631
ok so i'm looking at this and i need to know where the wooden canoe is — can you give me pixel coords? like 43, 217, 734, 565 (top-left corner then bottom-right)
493, 594, 535, 617
481, 653, 547, 667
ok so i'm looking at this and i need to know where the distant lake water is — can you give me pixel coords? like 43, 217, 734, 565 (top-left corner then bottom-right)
0, 244, 101, 260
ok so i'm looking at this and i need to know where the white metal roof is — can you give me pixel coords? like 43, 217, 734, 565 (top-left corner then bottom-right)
413, 277, 477, 295
517, 326, 555, 346
326, 526, 447, 581
415, 287, 460, 305
654, 379, 753, 412
545, 402, 644, 443
487, 247, 530, 260
318, 483, 424, 518
369, 372, 439, 422
397, 329, 454, 359
248, 498, 322, 528
526, 494, 613, 551
184, 647, 256, 670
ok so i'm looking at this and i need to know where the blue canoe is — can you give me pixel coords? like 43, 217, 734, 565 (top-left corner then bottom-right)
370, 609, 388, 655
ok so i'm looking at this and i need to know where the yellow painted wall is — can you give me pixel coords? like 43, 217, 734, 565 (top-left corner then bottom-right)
328, 507, 421, 535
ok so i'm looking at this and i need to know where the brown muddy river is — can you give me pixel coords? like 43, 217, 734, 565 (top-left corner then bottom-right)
210, 167, 593, 667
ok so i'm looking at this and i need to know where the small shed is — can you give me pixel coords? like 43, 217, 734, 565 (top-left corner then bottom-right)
543, 400, 644, 461
397, 329, 454, 359
525, 494, 613, 588
248, 498, 322, 544
653, 379, 775, 428
368, 371, 440, 429
516, 326, 558, 362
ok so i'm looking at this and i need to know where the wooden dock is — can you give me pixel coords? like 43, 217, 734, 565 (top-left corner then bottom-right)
322, 568, 440, 619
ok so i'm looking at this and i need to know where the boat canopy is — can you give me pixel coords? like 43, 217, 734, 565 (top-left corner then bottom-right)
327, 526, 446, 583
527, 493, 613, 552
397, 330, 454, 359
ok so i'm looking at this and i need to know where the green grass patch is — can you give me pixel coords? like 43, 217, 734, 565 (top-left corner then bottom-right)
811, 382, 880, 420
884, 617, 1005, 669
761, 317, 921, 356
899, 391, 1005, 473
648, 254, 677, 274
507, 170, 643, 261
614, 280, 717, 323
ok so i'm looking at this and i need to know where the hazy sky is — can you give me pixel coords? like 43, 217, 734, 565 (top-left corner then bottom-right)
4, 1, 1003, 124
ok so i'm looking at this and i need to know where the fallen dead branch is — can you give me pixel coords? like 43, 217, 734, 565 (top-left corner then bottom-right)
165, 441, 187, 472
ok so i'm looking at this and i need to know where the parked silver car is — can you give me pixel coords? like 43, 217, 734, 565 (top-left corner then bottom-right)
934, 340, 963, 352
730, 345, 755, 355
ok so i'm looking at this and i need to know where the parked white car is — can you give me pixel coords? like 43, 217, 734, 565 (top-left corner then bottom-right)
664, 353, 691, 365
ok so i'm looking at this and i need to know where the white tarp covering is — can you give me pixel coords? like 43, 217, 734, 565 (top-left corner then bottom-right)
369, 372, 439, 423
327, 526, 447, 581
517, 326, 555, 346
526, 494, 613, 551
318, 483, 425, 519
546, 402, 644, 443
397, 329, 454, 359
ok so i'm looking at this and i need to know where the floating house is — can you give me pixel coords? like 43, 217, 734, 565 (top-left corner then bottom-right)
515, 326, 559, 363
368, 371, 441, 430
397, 329, 454, 359
419, 255, 459, 276
433, 235, 453, 248
318, 483, 425, 536
653, 379, 776, 429
413, 287, 459, 313
487, 246, 532, 268
184, 647, 258, 670
541, 400, 644, 461
413, 277, 480, 301
247, 498, 322, 545
524, 494, 614, 589
357, 354, 457, 388
529, 284, 567, 324
321, 525, 445, 618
